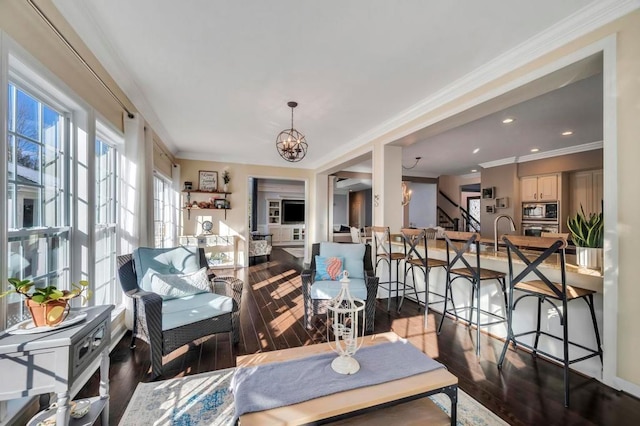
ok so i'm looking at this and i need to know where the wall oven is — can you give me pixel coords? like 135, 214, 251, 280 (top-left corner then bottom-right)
522, 202, 558, 221
521, 222, 559, 237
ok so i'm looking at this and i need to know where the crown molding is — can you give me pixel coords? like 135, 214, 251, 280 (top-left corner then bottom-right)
478, 141, 603, 169
517, 140, 603, 163
479, 157, 517, 169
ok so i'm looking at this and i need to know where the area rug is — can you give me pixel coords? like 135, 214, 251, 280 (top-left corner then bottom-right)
119, 368, 509, 426
282, 247, 304, 258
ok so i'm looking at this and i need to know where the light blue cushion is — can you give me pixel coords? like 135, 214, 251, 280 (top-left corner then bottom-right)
133, 246, 202, 292
161, 292, 233, 331
319, 242, 366, 279
314, 256, 344, 281
310, 278, 367, 300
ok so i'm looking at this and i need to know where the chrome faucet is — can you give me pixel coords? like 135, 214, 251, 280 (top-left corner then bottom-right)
494, 214, 516, 251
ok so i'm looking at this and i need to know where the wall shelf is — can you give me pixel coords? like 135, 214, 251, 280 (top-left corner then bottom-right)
183, 188, 231, 219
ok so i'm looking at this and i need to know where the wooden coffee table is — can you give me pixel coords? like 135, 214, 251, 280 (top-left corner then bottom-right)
237, 332, 458, 425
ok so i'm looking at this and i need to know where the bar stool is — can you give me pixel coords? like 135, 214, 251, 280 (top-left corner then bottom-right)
498, 235, 602, 407
371, 226, 404, 311
399, 228, 447, 327
436, 231, 508, 357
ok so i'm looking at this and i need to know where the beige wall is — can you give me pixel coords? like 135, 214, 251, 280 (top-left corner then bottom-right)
613, 11, 640, 387
479, 164, 520, 239
177, 159, 314, 263
518, 149, 603, 177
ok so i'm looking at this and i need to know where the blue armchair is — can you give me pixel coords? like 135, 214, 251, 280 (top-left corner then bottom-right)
117, 246, 243, 379
301, 242, 378, 334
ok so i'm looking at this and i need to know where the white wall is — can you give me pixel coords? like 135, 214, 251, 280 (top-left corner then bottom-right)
333, 194, 348, 228
408, 183, 437, 228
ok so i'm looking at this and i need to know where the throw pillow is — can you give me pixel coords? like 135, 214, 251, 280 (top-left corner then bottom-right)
315, 256, 344, 281
150, 267, 211, 300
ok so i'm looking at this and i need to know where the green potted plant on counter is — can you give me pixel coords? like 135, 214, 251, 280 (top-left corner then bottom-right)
1, 278, 90, 327
567, 205, 603, 270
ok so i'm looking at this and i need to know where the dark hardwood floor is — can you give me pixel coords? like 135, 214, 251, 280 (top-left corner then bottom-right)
77, 247, 640, 425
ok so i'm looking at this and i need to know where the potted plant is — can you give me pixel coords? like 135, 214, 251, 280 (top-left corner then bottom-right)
1, 278, 90, 327
222, 169, 230, 192
567, 205, 603, 270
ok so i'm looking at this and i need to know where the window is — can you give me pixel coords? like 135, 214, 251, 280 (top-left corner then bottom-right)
6, 82, 70, 327
153, 173, 175, 248
94, 129, 120, 306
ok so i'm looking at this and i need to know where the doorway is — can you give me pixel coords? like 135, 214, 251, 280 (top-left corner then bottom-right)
466, 196, 480, 232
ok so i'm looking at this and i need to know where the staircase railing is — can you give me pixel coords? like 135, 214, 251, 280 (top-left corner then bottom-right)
438, 190, 481, 232
437, 207, 457, 230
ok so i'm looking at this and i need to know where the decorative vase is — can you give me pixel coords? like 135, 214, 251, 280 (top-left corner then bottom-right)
26, 299, 69, 327
223, 183, 228, 192
576, 247, 603, 270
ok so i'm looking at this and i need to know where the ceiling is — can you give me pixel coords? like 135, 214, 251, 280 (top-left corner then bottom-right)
54, 0, 599, 169
398, 71, 603, 177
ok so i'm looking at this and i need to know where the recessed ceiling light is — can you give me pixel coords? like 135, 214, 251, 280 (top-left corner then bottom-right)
502, 118, 515, 124
471, 169, 478, 173
562, 130, 573, 136
531, 148, 539, 153
472, 148, 480, 154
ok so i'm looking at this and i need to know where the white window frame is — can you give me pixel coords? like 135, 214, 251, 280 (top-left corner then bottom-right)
153, 171, 176, 248
4, 78, 72, 328
94, 120, 122, 307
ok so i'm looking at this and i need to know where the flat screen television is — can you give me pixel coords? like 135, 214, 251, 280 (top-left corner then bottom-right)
281, 199, 305, 224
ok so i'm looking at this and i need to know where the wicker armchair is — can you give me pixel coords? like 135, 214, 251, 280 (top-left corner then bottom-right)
301, 242, 378, 334
117, 247, 243, 379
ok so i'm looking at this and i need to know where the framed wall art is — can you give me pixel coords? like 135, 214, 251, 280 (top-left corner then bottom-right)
198, 170, 218, 192
481, 186, 495, 199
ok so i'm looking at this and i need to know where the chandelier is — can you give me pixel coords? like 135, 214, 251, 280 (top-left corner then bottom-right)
276, 101, 308, 162
402, 182, 412, 206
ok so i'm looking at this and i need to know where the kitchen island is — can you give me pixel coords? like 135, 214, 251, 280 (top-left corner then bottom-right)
379, 236, 603, 379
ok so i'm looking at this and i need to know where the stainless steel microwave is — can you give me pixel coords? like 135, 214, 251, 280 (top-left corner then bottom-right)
522, 202, 558, 221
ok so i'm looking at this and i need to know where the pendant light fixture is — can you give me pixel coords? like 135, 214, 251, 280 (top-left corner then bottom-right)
276, 101, 308, 162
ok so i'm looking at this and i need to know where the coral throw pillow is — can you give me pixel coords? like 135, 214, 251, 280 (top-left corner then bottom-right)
315, 256, 344, 281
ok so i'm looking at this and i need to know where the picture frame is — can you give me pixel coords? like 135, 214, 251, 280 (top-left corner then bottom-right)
198, 171, 218, 192
213, 198, 227, 209
495, 197, 509, 209
486, 205, 495, 213
481, 186, 495, 199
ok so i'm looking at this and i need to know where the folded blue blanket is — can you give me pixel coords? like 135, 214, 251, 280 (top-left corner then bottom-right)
231, 340, 444, 420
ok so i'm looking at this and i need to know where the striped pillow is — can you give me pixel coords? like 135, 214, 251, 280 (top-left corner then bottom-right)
314, 256, 344, 281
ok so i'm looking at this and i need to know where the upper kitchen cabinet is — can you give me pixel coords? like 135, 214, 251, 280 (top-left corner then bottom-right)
521, 174, 558, 201
569, 169, 603, 217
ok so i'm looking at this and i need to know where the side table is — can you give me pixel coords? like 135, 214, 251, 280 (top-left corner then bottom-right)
0, 305, 114, 425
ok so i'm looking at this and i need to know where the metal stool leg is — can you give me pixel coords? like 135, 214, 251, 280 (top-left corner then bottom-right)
423, 266, 430, 328
437, 277, 450, 334
475, 279, 481, 357
562, 298, 570, 407
586, 294, 603, 363
533, 297, 542, 356
399, 262, 410, 312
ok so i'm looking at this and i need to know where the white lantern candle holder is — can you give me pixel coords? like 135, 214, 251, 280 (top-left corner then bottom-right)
327, 271, 366, 374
